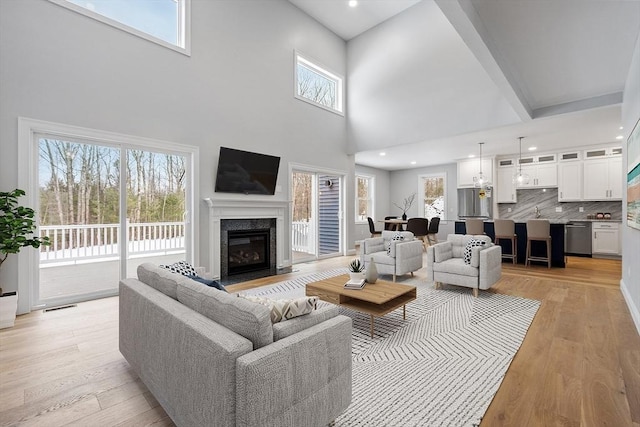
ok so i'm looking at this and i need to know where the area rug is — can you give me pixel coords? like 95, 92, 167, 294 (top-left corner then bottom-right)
240, 269, 540, 426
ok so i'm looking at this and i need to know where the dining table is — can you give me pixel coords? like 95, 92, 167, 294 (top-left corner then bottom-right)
379, 218, 407, 231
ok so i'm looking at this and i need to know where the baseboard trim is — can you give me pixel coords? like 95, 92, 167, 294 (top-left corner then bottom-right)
620, 278, 640, 335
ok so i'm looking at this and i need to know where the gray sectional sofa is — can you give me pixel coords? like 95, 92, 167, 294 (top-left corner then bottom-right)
119, 263, 353, 427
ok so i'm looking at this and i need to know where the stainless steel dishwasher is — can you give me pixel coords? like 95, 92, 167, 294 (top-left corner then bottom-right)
565, 221, 592, 256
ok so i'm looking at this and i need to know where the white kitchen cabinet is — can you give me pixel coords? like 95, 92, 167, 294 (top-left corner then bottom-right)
515, 154, 557, 188
496, 166, 517, 203
583, 157, 622, 200
457, 158, 493, 188
558, 161, 582, 201
592, 222, 620, 256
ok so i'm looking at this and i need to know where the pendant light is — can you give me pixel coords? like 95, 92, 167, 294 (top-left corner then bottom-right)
513, 136, 530, 186
473, 142, 490, 188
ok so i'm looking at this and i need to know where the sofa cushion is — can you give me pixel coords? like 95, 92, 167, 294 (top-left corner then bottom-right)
464, 238, 487, 264
432, 257, 479, 277
176, 280, 273, 349
370, 252, 397, 266
137, 262, 192, 300
238, 295, 318, 323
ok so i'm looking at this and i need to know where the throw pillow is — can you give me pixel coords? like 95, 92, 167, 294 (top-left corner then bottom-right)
387, 232, 405, 255
463, 238, 486, 264
188, 275, 227, 292
159, 261, 197, 277
237, 295, 318, 323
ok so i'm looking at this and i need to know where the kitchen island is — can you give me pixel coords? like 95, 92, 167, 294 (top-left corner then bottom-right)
455, 220, 566, 268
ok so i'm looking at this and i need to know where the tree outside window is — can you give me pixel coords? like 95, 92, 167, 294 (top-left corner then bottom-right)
421, 175, 445, 220
356, 175, 373, 222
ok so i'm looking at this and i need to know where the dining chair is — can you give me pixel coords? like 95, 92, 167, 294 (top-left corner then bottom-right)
384, 216, 399, 231
465, 218, 485, 235
526, 219, 551, 268
367, 217, 382, 238
494, 219, 517, 264
406, 217, 429, 249
426, 217, 440, 245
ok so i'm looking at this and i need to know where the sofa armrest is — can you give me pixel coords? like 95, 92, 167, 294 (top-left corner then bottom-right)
236, 315, 352, 427
395, 239, 424, 275
479, 245, 502, 290
119, 279, 253, 427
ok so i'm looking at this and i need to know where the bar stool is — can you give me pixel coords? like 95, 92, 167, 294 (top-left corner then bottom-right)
526, 219, 551, 268
494, 219, 517, 264
465, 218, 485, 235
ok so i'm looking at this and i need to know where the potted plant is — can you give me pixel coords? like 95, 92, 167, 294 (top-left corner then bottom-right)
348, 258, 365, 281
0, 189, 50, 328
394, 193, 416, 221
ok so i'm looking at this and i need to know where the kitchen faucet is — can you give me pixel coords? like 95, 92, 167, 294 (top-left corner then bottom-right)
534, 206, 541, 218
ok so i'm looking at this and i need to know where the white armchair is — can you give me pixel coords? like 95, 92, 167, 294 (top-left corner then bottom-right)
360, 231, 424, 282
426, 234, 502, 296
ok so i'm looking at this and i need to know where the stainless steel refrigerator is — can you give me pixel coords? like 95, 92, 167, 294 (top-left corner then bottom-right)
457, 187, 493, 218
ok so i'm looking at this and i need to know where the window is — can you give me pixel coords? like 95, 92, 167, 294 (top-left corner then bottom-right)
49, 0, 190, 54
295, 52, 344, 115
419, 174, 445, 220
356, 175, 374, 222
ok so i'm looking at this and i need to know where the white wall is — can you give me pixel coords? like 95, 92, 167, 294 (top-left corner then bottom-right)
354, 165, 390, 242
621, 32, 640, 332
0, 0, 350, 308
389, 163, 458, 240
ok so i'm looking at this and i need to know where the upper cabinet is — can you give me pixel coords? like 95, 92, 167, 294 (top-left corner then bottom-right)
496, 165, 517, 203
457, 158, 493, 188
558, 161, 583, 201
582, 146, 622, 201
515, 154, 557, 188
583, 157, 623, 200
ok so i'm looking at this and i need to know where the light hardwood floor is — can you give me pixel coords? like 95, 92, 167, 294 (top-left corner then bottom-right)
0, 256, 637, 426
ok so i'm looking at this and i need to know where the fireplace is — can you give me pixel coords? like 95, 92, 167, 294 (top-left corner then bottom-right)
227, 229, 270, 275
219, 217, 277, 282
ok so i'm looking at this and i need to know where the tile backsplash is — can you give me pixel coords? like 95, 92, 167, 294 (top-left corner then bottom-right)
497, 188, 622, 221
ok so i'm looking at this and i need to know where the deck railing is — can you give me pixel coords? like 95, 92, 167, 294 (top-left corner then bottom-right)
40, 221, 185, 264
292, 220, 313, 253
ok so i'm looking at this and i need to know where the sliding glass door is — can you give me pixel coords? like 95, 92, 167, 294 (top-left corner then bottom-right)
36, 135, 192, 307
291, 169, 343, 263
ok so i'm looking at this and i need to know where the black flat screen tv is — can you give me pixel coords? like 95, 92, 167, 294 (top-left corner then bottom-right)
214, 147, 281, 195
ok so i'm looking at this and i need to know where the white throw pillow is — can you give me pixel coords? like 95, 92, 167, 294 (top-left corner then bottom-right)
238, 295, 318, 323
463, 238, 487, 265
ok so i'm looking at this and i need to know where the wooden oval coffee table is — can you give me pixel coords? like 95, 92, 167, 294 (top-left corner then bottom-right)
305, 274, 417, 337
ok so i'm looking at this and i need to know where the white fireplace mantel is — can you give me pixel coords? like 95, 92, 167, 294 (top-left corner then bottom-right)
204, 198, 291, 279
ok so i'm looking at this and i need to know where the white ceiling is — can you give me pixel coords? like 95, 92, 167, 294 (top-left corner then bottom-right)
288, 0, 421, 41
289, 0, 640, 170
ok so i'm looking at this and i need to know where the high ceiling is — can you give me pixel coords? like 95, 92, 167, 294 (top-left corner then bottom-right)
288, 0, 640, 170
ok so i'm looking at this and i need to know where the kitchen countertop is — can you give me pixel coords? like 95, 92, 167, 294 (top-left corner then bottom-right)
458, 219, 622, 224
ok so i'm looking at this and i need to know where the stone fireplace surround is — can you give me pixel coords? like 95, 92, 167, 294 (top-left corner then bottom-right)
204, 198, 290, 280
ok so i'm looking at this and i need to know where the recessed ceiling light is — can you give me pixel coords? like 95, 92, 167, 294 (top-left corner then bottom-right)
468, 154, 475, 158
619, 126, 624, 130
379, 152, 386, 156
616, 135, 624, 140
528, 146, 537, 151
410, 161, 417, 165
348, 0, 358, 7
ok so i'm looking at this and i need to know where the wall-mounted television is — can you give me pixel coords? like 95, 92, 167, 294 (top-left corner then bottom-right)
214, 147, 281, 195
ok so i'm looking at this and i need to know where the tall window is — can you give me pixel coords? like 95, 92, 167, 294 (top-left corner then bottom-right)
49, 0, 190, 53
295, 52, 344, 115
356, 175, 374, 222
420, 174, 445, 220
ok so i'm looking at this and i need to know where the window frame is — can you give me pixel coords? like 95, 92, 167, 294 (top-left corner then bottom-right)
294, 51, 344, 116
48, 0, 191, 56
418, 173, 446, 221
355, 174, 374, 224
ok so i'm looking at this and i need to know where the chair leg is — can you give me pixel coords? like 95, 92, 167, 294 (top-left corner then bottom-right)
513, 237, 517, 265
472, 288, 479, 297
393, 274, 396, 282
525, 239, 530, 267
434, 282, 440, 290
547, 238, 551, 269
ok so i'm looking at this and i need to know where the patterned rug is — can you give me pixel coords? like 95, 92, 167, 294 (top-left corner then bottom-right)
240, 269, 540, 426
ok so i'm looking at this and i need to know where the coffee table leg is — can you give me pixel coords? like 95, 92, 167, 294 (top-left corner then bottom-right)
370, 315, 374, 338
403, 304, 406, 320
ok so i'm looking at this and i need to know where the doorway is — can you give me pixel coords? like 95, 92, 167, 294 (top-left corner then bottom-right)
291, 169, 344, 263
